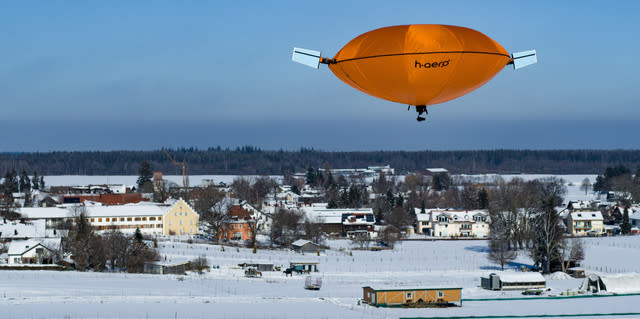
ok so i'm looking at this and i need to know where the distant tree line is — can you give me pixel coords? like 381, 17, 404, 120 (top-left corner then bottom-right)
2, 148, 640, 175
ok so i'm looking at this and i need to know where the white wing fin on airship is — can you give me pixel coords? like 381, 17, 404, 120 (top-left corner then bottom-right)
292, 47, 321, 69
511, 50, 537, 70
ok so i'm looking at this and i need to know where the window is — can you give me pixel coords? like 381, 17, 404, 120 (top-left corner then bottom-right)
120, 218, 125, 222
437, 215, 448, 223
91, 218, 95, 222
179, 212, 183, 216
406, 292, 412, 299
135, 217, 141, 221
142, 217, 147, 221
150, 217, 156, 221
190, 220, 193, 225
158, 217, 162, 221
127, 217, 132, 222
105, 218, 110, 222
174, 212, 177, 216
438, 291, 444, 298
98, 218, 102, 222
168, 220, 172, 225
185, 212, 188, 216
179, 220, 183, 225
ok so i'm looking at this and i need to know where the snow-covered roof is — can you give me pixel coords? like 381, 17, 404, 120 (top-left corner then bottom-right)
431, 209, 488, 222
413, 208, 431, 222
8, 239, 45, 255
19, 207, 72, 219
426, 168, 448, 173
84, 203, 170, 217
495, 272, 545, 283
0, 219, 46, 238
630, 211, 640, 220
569, 211, 603, 221
586, 273, 640, 293
19, 201, 196, 219
302, 207, 373, 225
291, 239, 314, 247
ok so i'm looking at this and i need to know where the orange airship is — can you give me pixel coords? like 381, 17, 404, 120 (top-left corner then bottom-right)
292, 24, 536, 121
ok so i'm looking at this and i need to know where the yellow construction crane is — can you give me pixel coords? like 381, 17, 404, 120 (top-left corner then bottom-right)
163, 149, 188, 190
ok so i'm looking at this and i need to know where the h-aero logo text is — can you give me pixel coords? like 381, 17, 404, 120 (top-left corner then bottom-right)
414, 59, 450, 69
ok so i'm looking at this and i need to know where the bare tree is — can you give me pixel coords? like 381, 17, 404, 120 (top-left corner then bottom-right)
191, 255, 209, 274
384, 207, 413, 229
302, 218, 326, 246
488, 216, 517, 270
350, 232, 370, 250
231, 177, 252, 202
200, 199, 230, 243
270, 208, 303, 246
488, 239, 517, 271
103, 230, 129, 271
580, 178, 592, 195
528, 177, 567, 273
378, 226, 400, 249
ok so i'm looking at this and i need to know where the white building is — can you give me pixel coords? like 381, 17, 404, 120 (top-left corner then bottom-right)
414, 208, 489, 238
567, 211, 604, 235
7, 238, 61, 265
18, 199, 198, 236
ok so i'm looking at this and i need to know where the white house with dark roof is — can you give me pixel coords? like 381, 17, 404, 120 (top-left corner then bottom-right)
7, 238, 61, 265
414, 208, 489, 238
567, 211, 604, 235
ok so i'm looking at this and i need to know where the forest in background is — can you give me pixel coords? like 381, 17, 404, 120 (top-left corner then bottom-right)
1, 147, 639, 176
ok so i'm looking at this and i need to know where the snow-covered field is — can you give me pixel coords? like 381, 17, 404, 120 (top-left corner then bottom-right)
3, 236, 640, 319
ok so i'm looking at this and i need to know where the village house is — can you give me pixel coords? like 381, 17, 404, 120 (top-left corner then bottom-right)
241, 202, 272, 234
219, 205, 255, 241
362, 286, 462, 307
290, 239, 324, 253
7, 238, 61, 265
414, 208, 489, 238
567, 211, 604, 236
302, 207, 375, 236
19, 198, 198, 236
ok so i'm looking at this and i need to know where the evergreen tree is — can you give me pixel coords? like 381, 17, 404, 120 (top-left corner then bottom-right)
477, 188, 489, 209
137, 161, 153, 190
3, 170, 19, 194
19, 169, 31, 193
32, 171, 40, 190
621, 208, 632, 234
305, 165, 316, 186
134, 227, 144, 243
39, 176, 45, 190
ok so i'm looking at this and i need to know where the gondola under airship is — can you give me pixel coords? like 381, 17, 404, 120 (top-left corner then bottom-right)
292, 24, 537, 121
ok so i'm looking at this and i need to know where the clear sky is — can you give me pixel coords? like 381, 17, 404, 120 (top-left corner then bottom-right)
1, 1, 639, 151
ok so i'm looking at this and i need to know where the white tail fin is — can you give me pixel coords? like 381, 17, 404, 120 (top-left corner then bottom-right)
292, 47, 321, 69
511, 50, 537, 70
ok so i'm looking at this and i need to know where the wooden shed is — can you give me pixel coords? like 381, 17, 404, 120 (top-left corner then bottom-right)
362, 286, 462, 307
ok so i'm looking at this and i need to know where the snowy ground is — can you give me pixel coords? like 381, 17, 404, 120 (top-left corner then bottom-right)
3, 236, 640, 319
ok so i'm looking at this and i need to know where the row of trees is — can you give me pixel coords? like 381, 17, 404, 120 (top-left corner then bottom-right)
1, 169, 45, 207
66, 207, 157, 272
6, 149, 640, 175
486, 177, 588, 273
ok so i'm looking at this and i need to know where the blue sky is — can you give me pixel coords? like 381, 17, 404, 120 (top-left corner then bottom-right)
1, 1, 639, 151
